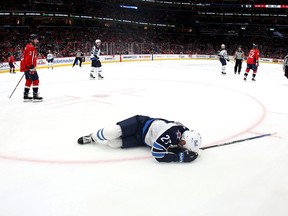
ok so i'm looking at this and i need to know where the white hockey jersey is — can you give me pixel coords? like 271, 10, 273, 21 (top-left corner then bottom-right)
47, 53, 54, 60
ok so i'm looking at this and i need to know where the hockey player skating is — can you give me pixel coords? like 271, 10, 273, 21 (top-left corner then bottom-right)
234, 46, 244, 74
20, 34, 43, 102
244, 43, 260, 81
90, 39, 104, 80
46, 50, 54, 69
77, 115, 202, 163
283, 54, 288, 79
8, 54, 16, 73
218, 44, 230, 75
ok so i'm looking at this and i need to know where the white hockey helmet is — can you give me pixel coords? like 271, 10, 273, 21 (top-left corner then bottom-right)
95, 39, 101, 44
221, 44, 225, 49
181, 130, 202, 152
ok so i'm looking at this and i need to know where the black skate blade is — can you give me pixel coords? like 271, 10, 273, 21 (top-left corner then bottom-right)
33, 100, 43, 103
23, 99, 33, 102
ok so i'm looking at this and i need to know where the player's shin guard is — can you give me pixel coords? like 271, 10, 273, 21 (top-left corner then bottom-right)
23, 79, 32, 101
24, 87, 32, 101
90, 67, 96, 79
24, 86, 30, 95
252, 72, 257, 81
32, 80, 39, 93
96, 125, 122, 141
98, 67, 103, 79
221, 65, 226, 75
78, 125, 122, 146
94, 67, 99, 79
32, 80, 43, 101
244, 72, 248, 81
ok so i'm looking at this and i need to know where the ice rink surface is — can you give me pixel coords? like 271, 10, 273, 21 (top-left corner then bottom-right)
0, 60, 287, 216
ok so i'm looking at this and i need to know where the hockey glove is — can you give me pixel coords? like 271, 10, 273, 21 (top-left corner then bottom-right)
29, 65, 36, 74
90, 55, 99, 61
178, 150, 198, 162
90, 54, 96, 60
256, 62, 259, 67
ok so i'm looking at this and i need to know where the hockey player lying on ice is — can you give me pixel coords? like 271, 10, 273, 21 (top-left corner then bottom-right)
78, 115, 202, 163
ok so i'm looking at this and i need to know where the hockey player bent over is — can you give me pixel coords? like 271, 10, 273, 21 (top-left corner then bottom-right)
77, 115, 202, 163
90, 39, 103, 80
20, 34, 43, 102
218, 44, 230, 75
244, 43, 260, 81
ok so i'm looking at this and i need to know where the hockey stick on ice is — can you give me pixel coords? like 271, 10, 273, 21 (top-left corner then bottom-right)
200, 132, 277, 150
9, 73, 25, 99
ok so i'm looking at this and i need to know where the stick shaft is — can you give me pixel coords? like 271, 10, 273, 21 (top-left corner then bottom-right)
9, 73, 25, 99
200, 133, 276, 150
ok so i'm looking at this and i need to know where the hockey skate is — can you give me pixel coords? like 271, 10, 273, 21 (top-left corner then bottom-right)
244, 77, 247, 81
90, 73, 95, 80
98, 73, 104, 79
252, 77, 256, 81
78, 134, 95, 145
23, 93, 33, 102
33, 93, 43, 102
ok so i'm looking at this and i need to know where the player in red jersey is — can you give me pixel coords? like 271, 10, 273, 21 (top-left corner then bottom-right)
20, 34, 43, 102
8, 54, 16, 73
244, 43, 260, 81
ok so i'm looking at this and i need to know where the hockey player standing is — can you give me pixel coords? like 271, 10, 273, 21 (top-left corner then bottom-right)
218, 44, 230, 75
77, 115, 202, 163
8, 54, 16, 73
90, 39, 103, 80
244, 43, 260, 81
46, 50, 54, 69
20, 34, 43, 102
283, 54, 288, 79
234, 46, 245, 74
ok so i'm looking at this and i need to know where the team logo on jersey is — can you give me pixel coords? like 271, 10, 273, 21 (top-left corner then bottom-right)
176, 130, 182, 140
